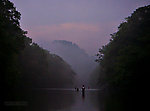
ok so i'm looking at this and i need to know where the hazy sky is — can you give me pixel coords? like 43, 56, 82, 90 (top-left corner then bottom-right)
11, 0, 150, 55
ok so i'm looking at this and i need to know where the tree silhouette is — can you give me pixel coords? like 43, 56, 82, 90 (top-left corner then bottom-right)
96, 5, 150, 111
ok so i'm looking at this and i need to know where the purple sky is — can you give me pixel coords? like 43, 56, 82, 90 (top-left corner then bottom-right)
11, 0, 150, 55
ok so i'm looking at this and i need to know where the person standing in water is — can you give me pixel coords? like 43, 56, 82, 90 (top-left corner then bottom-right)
82, 85, 85, 93
82, 85, 85, 98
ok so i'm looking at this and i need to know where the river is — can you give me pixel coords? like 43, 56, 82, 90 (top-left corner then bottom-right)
5, 88, 102, 111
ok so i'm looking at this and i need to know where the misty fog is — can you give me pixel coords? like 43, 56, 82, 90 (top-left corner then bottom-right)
38, 40, 98, 87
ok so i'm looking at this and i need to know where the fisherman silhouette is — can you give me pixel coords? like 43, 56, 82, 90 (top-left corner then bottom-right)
82, 85, 85, 91
75, 87, 79, 91
81, 85, 85, 100
82, 85, 85, 94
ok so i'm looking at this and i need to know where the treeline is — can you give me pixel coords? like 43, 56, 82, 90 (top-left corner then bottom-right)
18, 43, 75, 88
0, 0, 75, 89
96, 5, 150, 111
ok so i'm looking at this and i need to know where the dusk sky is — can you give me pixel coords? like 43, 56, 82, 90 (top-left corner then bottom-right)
11, 0, 150, 55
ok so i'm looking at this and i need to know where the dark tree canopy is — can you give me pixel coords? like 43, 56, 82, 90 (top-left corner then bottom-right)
0, 0, 31, 88
18, 43, 75, 88
96, 5, 150, 111
0, 0, 75, 89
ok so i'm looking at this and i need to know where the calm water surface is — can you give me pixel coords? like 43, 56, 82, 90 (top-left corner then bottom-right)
6, 88, 102, 111
30, 88, 101, 111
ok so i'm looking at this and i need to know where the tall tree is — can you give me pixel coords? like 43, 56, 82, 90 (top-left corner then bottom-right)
18, 43, 75, 88
0, 0, 31, 88
96, 5, 150, 111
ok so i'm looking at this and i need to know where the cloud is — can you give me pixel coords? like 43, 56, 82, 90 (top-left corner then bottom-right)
28, 23, 100, 37
27, 22, 118, 55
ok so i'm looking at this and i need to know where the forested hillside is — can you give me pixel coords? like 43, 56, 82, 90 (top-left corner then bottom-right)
18, 43, 75, 88
96, 5, 150, 111
0, 0, 75, 90
39, 40, 97, 86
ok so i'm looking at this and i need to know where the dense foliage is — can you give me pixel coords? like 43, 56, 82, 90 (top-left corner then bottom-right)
18, 43, 75, 88
0, 1, 75, 110
0, 0, 75, 89
96, 5, 150, 111
0, 0, 31, 88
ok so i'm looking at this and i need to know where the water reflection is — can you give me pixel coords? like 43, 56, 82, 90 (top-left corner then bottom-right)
5, 89, 101, 111
82, 92, 85, 100
29, 89, 75, 111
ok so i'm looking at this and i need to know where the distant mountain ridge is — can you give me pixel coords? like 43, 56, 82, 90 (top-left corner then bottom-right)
53, 40, 79, 48
38, 40, 97, 86
51, 40, 89, 58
